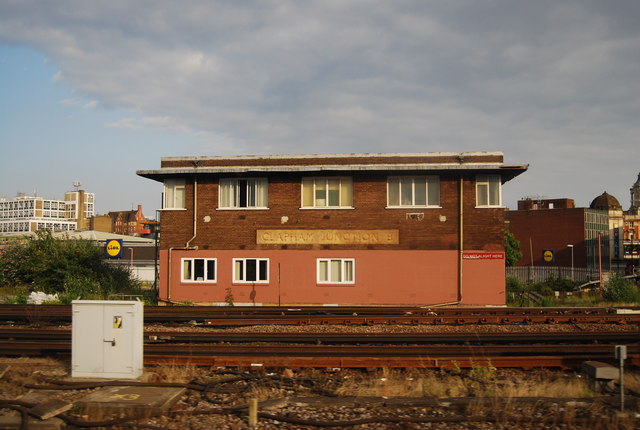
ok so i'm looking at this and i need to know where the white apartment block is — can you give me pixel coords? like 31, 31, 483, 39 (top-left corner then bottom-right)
0, 190, 95, 234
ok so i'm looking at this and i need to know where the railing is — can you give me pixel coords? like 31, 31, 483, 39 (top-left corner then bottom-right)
506, 266, 599, 284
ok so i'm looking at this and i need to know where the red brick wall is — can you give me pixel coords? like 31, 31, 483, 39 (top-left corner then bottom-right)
159, 173, 505, 253
160, 153, 503, 169
507, 208, 586, 267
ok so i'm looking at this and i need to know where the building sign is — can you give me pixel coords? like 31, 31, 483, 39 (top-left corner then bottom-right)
462, 252, 505, 260
257, 229, 399, 245
614, 227, 619, 259
106, 239, 123, 258
543, 249, 554, 263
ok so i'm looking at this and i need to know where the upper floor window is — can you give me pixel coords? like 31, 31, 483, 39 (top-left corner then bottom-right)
302, 177, 353, 208
182, 258, 217, 283
476, 175, 501, 207
219, 178, 268, 209
317, 258, 355, 284
387, 176, 440, 208
164, 179, 186, 209
233, 258, 269, 283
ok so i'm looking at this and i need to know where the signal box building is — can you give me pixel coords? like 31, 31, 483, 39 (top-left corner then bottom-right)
137, 152, 527, 306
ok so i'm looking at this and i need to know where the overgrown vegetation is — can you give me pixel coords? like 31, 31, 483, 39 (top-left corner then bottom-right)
602, 272, 640, 303
334, 367, 594, 399
0, 231, 147, 304
507, 273, 640, 307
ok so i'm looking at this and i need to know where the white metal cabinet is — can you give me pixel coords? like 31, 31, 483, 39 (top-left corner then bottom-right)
72, 300, 143, 379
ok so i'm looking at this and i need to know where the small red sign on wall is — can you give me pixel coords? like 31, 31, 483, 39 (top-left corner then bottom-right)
462, 252, 505, 260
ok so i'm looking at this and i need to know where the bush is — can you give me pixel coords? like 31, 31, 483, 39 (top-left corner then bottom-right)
506, 276, 524, 292
542, 276, 577, 292
603, 273, 640, 303
0, 231, 141, 300
528, 276, 577, 294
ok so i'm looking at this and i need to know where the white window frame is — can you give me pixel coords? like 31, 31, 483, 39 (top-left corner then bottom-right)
233, 258, 269, 284
218, 178, 268, 209
164, 179, 186, 209
387, 176, 440, 208
181, 258, 217, 283
476, 175, 502, 207
317, 258, 355, 284
301, 177, 353, 208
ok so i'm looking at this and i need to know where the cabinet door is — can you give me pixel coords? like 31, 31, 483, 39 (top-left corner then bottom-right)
72, 304, 105, 373
102, 305, 135, 374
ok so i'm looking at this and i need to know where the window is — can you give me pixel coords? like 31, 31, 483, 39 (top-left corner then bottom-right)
219, 179, 268, 208
164, 179, 186, 209
476, 175, 501, 207
317, 258, 355, 284
302, 177, 353, 208
233, 258, 269, 283
387, 176, 440, 207
182, 258, 217, 282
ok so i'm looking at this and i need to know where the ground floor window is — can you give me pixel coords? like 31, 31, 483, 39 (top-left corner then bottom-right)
233, 258, 269, 283
317, 258, 355, 284
182, 258, 216, 282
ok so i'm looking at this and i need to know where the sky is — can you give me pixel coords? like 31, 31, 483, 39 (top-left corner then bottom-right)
1, 1, 639, 217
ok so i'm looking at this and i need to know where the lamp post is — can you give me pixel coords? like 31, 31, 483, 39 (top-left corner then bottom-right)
598, 233, 603, 297
567, 244, 574, 281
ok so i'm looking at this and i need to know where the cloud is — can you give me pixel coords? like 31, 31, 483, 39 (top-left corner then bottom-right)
105, 118, 141, 129
83, 100, 97, 109
1, 0, 639, 208
58, 98, 79, 106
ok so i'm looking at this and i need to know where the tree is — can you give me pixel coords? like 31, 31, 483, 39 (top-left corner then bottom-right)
0, 230, 140, 302
504, 231, 523, 267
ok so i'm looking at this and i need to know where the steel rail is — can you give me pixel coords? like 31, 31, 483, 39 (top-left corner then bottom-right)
2, 341, 639, 368
1, 328, 638, 345
202, 315, 640, 325
1, 304, 639, 324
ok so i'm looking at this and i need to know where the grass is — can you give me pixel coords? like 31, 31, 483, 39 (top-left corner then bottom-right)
3, 360, 639, 429
335, 368, 596, 399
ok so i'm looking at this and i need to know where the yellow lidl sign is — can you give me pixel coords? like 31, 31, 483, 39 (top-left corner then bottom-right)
106, 239, 123, 258
543, 249, 554, 263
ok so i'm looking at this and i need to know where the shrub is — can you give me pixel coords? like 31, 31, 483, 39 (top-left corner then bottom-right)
528, 276, 577, 294
603, 273, 640, 303
506, 276, 524, 292
543, 276, 577, 292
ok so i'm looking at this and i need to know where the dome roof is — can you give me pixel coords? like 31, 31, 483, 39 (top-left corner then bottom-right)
590, 191, 622, 211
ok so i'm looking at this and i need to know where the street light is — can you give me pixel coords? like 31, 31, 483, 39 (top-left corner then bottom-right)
567, 244, 574, 281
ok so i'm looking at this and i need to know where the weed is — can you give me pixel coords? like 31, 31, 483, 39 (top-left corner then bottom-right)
469, 360, 497, 383
225, 287, 235, 306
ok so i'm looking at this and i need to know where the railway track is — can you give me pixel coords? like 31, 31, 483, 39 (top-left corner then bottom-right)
1, 326, 638, 369
1, 327, 639, 344
2, 304, 640, 325
2, 305, 639, 368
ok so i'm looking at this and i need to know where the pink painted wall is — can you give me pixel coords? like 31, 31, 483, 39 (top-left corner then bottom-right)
158, 249, 505, 306
461, 256, 506, 305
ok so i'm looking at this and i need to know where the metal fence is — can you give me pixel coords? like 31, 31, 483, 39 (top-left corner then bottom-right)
506, 266, 599, 284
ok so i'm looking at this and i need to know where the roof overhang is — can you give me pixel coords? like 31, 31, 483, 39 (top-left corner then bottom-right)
137, 152, 528, 183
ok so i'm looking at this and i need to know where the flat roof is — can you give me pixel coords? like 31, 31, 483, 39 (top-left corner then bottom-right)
137, 152, 528, 183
